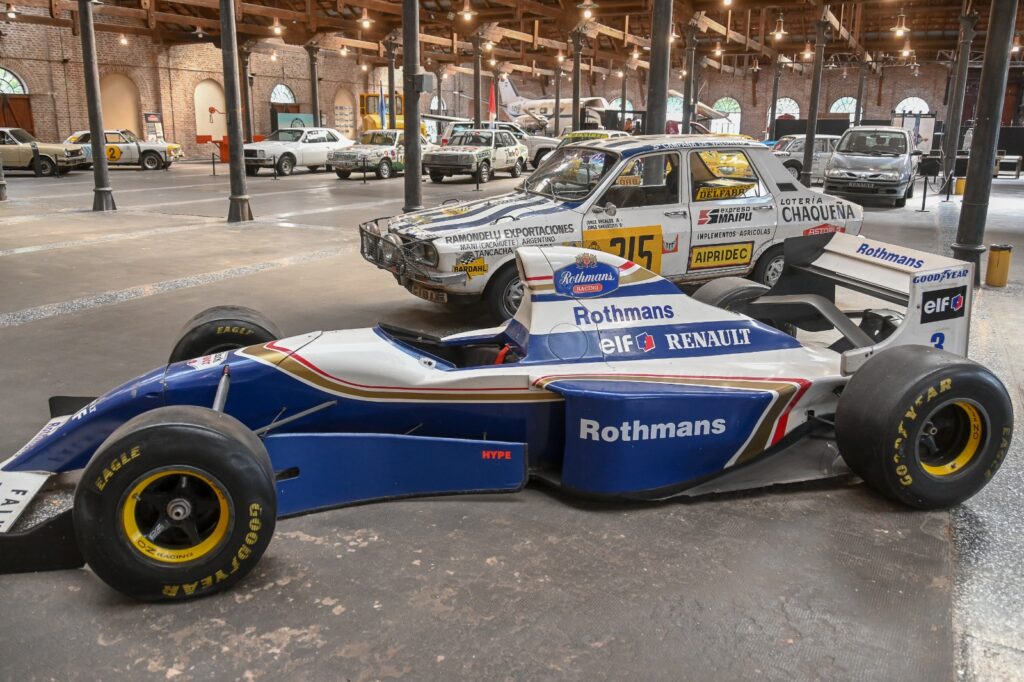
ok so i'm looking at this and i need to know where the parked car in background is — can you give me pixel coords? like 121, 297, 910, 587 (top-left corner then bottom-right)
439, 120, 560, 170
823, 126, 921, 207
554, 129, 631, 149
243, 127, 353, 176
65, 129, 184, 170
0, 127, 86, 175
771, 134, 840, 183
423, 129, 528, 184
328, 129, 437, 179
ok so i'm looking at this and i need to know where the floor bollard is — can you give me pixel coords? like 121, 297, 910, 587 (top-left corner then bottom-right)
985, 245, 1012, 288
362, 156, 368, 184
0, 153, 7, 201
211, 152, 217, 176
916, 176, 929, 213
272, 155, 278, 181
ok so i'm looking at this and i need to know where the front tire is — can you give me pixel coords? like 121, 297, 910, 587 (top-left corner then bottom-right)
509, 158, 524, 178
429, 172, 445, 183
141, 152, 162, 171
73, 406, 276, 601
784, 162, 801, 179
751, 245, 785, 287
276, 155, 295, 176
375, 159, 393, 179
484, 264, 523, 322
168, 305, 282, 363
335, 169, 351, 179
475, 161, 491, 184
836, 346, 1013, 509
37, 156, 57, 176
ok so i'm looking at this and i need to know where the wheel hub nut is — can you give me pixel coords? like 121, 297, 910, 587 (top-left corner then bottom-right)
167, 498, 192, 521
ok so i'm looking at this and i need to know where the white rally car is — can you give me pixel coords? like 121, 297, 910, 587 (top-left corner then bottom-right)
328, 129, 437, 180
243, 127, 353, 176
361, 135, 864, 320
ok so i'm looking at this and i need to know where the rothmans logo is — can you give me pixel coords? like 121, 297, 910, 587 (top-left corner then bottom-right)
580, 417, 727, 442
856, 242, 925, 269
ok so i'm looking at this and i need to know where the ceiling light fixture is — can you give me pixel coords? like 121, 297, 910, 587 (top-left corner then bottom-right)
631, 47, 640, 59
751, 58, 761, 72
271, 17, 283, 35
773, 13, 787, 41
340, 44, 348, 56
488, 57, 496, 66
901, 39, 912, 57
681, 68, 687, 77
616, 69, 624, 78
1012, 35, 1021, 54
557, 50, 565, 63
195, 25, 204, 38
484, 40, 494, 51
890, 9, 909, 38
803, 41, 812, 60
359, 7, 372, 29
5, 4, 16, 19
361, 62, 368, 71
670, 28, 678, 43
119, 33, 128, 45
713, 40, 722, 57
723, 0, 732, 6
577, 0, 598, 20
460, 0, 476, 21
270, 50, 278, 62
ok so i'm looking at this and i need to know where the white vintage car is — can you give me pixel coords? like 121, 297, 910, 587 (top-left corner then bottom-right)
422, 129, 529, 184
65, 129, 184, 170
361, 135, 864, 320
243, 127, 352, 176
327, 129, 437, 179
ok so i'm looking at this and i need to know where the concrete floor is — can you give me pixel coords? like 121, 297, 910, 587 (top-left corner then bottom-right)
0, 165, 1021, 680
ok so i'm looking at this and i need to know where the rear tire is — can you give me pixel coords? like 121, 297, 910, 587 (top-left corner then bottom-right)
37, 156, 57, 176
692, 277, 769, 309
429, 172, 445, 183
751, 245, 785, 287
836, 345, 1013, 509
509, 158, 524, 178
168, 305, 282, 363
73, 406, 276, 601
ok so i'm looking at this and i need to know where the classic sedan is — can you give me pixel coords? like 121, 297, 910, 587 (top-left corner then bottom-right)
243, 127, 353, 176
0, 127, 86, 175
328, 129, 437, 179
65, 129, 184, 170
423, 129, 528, 184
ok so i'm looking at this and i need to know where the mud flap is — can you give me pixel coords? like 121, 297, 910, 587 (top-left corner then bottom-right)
0, 510, 85, 574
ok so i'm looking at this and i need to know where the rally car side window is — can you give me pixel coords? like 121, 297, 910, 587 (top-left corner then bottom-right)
689, 149, 765, 202
598, 151, 681, 208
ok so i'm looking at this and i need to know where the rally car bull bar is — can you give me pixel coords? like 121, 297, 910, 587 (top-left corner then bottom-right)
359, 217, 467, 286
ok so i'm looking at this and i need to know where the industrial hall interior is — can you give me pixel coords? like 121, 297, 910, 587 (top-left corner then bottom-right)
2, 0, 1024, 679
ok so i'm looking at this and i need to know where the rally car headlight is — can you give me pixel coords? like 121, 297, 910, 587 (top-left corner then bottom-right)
380, 233, 404, 265
256, 150, 266, 158
825, 168, 844, 178
64, 149, 72, 157
407, 241, 439, 267
877, 171, 899, 181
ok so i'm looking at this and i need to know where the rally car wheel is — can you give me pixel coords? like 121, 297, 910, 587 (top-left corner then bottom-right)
73, 406, 276, 601
141, 152, 163, 171
476, 161, 491, 184
37, 156, 57, 176
784, 162, 801, 179
693, 277, 768, 309
168, 305, 282, 363
751, 245, 786, 287
485, 264, 524, 322
376, 159, 393, 180
836, 345, 1013, 509
510, 159, 524, 178
336, 169, 351, 179
429, 172, 445, 183
276, 155, 295, 176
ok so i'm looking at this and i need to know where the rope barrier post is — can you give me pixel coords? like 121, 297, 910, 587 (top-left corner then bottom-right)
272, 155, 278, 181
362, 155, 368, 184
31, 144, 42, 177
211, 152, 217, 176
0, 153, 8, 201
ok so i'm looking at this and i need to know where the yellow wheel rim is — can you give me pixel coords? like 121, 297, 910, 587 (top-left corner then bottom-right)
919, 400, 985, 477
120, 468, 232, 564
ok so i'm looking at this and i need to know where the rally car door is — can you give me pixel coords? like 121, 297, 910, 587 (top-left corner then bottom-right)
301, 129, 331, 165
492, 133, 511, 170
105, 131, 137, 164
0, 131, 28, 167
581, 150, 684, 276
684, 148, 777, 279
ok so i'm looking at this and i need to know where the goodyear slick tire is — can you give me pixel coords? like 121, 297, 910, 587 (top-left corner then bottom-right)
836, 345, 1013, 509
168, 305, 282, 364
73, 406, 276, 601
693, 277, 769, 310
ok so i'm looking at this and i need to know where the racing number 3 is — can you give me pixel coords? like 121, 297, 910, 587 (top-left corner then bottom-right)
583, 225, 664, 273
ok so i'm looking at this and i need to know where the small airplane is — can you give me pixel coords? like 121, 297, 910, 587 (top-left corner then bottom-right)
497, 77, 608, 134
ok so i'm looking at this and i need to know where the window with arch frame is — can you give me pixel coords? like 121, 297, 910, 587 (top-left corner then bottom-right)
610, 97, 634, 113
710, 96, 742, 134
0, 67, 27, 94
895, 96, 929, 114
271, 84, 296, 104
829, 96, 862, 123
769, 97, 800, 126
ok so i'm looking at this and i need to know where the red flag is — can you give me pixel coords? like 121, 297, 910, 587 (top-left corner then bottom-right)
488, 81, 497, 122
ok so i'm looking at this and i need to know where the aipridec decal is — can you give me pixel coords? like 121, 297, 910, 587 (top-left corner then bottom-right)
688, 242, 754, 270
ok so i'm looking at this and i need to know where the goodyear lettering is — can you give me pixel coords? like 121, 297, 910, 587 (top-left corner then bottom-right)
891, 379, 956, 488
94, 446, 141, 491
913, 268, 969, 284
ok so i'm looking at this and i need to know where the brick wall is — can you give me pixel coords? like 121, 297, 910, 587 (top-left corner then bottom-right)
2, 14, 954, 158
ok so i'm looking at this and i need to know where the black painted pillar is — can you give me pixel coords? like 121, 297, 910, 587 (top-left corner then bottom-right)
77, 0, 115, 210
402, 0, 422, 212
386, 40, 397, 130
800, 19, 828, 187
646, 0, 672, 135
472, 36, 482, 127
853, 63, 867, 126
434, 68, 443, 114
553, 67, 562, 136
240, 49, 255, 142
768, 57, 781, 139
620, 70, 627, 128
681, 25, 697, 130
943, 13, 978, 185
571, 31, 582, 131
307, 46, 321, 127
218, 0, 252, 222
953, 0, 1018, 276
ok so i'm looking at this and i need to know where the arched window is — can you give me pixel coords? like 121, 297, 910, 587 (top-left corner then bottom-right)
710, 96, 742, 134
830, 96, 861, 123
667, 95, 685, 121
609, 97, 634, 113
271, 84, 296, 104
895, 96, 929, 114
772, 97, 800, 121
0, 67, 27, 94
430, 95, 447, 113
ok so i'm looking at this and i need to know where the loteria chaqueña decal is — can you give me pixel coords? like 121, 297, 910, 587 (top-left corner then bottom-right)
688, 242, 754, 270
694, 183, 755, 201
697, 207, 753, 226
555, 253, 620, 298
453, 252, 488, 278
780, 196, 857, 223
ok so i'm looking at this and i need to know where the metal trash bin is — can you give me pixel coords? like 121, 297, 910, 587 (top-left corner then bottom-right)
985, 244, 1012, 288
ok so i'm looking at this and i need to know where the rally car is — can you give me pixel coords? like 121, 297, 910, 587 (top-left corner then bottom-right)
361, 135, 864, 321
327, 129, 437, 180
0, 127, 87, 175
423, 129, 529, 184
65, 129, 184, 170
243, 127, 352, 176
0, 234, 1012, 602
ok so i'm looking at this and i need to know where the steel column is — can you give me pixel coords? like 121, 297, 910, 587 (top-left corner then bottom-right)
620, 71, 627, 129
77, 0, 115, 211
553, 67, 562, 136
682, 25, 697, 131
240, 49, 255, 143
645, 0, 672, 136
307, 47, 321, 127
801, 19, 828, 188
402, 0, 422, 212
386, 40, 397, 130
768, 57, 781, 139
473, 36, 482, 127
571, 31, 582, 131
218, 0, 252, 222
953, 0, 1018, 276
942, 13, 978, 187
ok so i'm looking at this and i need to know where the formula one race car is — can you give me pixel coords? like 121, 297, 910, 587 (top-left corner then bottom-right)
0, 234, 1012, 601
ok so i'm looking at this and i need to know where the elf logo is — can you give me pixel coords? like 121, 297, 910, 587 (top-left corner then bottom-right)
697, 207, 753, 226
921, 286, 967, 323
599, 331, 657, 355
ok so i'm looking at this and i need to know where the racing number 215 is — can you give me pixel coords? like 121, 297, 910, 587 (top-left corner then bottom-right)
608, 235, 655, 270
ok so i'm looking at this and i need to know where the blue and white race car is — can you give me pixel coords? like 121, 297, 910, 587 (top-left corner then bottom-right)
0, 234, 1011, 601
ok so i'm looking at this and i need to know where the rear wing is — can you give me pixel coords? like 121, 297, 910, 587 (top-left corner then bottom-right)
767, 233, 973, 374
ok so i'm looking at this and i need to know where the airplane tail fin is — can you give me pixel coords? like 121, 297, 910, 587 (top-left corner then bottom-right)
497, 77, 521, 106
